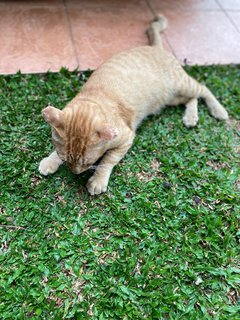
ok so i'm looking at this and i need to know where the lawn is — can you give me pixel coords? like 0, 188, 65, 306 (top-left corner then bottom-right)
0, 65, 239, 319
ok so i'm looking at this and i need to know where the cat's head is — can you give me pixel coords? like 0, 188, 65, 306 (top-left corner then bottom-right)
42, 105, 119, 174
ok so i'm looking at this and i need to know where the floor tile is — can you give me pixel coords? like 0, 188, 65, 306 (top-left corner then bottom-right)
0, 0, 63, 8
66, 0, 147, 10
162, 10, 240, 65
0, 0, 239, 74
148, 0, 221, 12
217, 0, 240, 10
68, 5, 171, 70
227, 11, 240, 32
69, 8, 149, 70
0, 8, 77, 74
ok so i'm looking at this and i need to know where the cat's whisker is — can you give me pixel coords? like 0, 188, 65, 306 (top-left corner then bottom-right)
96, 164, 110, 168
89, 164, 110, 170
89, 165, 98, 170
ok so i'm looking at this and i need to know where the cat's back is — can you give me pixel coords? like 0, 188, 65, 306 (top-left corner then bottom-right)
80, 46, 187, 120
89, 46, 180, 82
82, 46, 184, 99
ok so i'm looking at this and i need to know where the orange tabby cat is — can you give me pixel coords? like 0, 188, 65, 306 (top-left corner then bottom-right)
39, 15, 228, 195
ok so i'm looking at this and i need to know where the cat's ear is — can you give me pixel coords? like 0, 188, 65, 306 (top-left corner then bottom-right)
97, 124, 119, 141
42, 105, 64, 129
42, 106, 65, 138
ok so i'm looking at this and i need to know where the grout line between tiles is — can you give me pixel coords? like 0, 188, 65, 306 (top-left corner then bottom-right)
145, 0, 155, 16
62, 0, 80, 68
215, 0, 240, 33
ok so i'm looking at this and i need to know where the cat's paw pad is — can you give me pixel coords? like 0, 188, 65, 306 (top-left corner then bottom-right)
86, 176, 108, 195
39, 157, 59, 176
183, 115, 199, 128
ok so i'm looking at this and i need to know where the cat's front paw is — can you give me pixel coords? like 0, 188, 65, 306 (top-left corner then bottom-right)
39, 157, 60, 176
86, 176, 108, 195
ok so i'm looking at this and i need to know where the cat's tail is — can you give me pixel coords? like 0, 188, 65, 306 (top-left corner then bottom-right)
146, 14, 168, 48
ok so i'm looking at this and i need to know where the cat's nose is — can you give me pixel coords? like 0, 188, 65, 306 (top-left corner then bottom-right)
71, 164, 90, 174
71, 166, 81, 174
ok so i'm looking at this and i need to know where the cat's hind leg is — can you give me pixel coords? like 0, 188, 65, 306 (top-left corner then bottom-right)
146, 14, 168, 48
182, 98, 199, 128
39, 151, 63, 176
179, 77, 228, 121
200, 85, 228, 120
168, 96, 199, 127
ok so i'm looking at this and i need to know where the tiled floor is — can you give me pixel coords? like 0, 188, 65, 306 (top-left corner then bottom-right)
0, 0, 240, 74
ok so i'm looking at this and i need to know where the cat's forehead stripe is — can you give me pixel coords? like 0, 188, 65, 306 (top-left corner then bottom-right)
66, 106, 95, 160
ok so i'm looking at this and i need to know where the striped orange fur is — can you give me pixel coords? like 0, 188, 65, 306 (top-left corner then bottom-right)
39, 14, 228, 195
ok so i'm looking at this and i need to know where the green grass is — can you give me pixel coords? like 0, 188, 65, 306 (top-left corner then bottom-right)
0, 65, 240, 320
